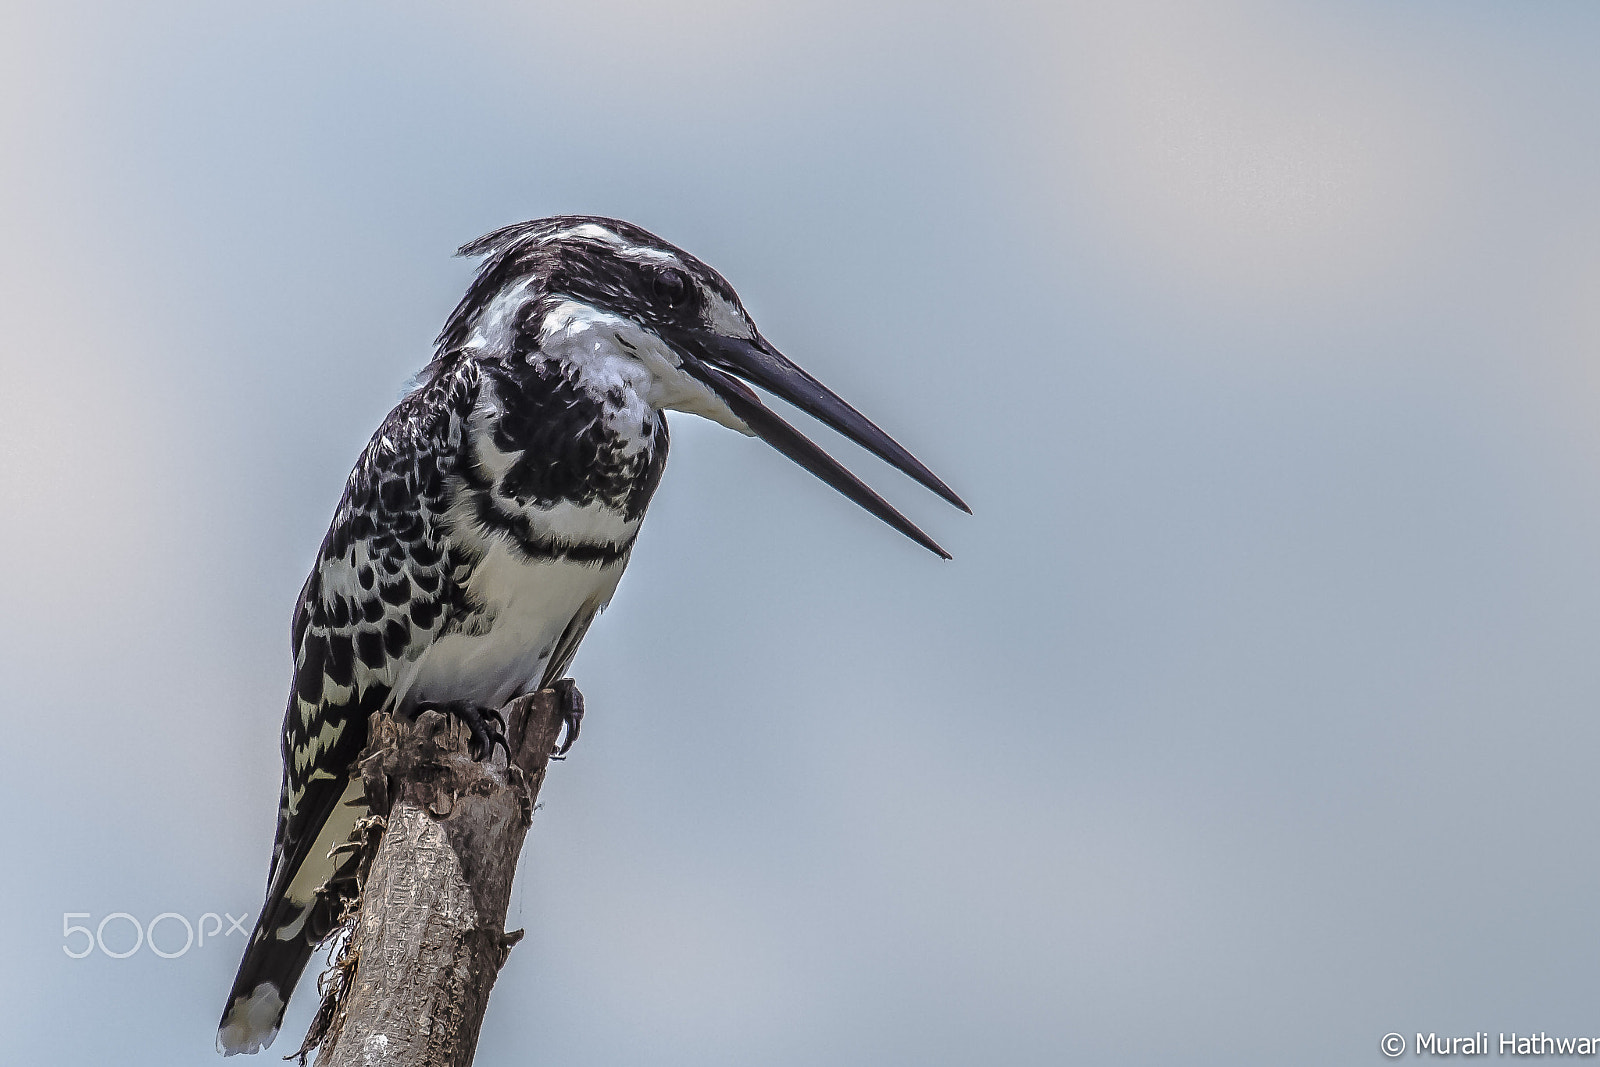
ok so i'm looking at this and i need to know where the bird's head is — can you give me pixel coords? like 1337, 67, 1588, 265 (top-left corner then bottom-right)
436, 216, 968, 557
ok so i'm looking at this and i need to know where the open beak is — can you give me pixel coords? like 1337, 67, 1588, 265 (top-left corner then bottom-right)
665, 328, 969, 559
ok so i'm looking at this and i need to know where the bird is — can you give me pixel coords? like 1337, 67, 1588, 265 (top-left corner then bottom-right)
217, 216, 968, 1055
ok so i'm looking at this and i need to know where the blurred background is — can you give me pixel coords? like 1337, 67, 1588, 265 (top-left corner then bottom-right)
4, 2, 1599, 1063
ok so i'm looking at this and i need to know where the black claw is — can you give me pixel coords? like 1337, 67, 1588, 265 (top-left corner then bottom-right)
481, 706, 507, 736
414, 701, 510, 762
477, 707, 510, 762
550, 678, 584, 758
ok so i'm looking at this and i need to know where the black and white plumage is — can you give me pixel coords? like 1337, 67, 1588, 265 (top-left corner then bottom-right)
218, 217, 967, 1055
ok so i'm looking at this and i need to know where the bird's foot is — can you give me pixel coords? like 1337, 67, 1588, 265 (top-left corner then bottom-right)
412, 701, 509, 762
549, 678, 585, 759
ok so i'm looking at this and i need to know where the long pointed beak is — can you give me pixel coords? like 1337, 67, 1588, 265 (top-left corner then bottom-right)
667, 328, 968, 559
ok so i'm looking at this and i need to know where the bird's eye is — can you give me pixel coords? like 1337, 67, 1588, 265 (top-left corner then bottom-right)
649, 267, 693, 308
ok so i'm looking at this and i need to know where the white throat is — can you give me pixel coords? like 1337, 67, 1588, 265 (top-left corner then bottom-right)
534, 299, 751, 437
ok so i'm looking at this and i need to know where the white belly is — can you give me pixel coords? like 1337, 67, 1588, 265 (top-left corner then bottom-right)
392, 539, 627, 713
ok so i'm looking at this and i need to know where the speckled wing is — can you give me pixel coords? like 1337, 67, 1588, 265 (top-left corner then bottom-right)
273, 359, 482, 904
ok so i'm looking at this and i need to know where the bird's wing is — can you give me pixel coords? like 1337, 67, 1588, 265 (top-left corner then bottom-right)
540, 603, 599, 690
268, 358, 482, 907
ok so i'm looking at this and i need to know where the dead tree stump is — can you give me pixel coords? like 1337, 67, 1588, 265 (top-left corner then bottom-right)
303, 689, 567, 1067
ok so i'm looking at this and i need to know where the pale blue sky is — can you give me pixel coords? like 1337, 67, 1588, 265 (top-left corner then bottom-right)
4, 2, 1600, 1064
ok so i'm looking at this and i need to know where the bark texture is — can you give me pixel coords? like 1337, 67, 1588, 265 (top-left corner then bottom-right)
306, 690, 566, 1067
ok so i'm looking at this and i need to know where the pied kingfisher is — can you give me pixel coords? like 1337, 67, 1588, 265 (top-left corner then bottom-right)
218, 217, 967, 1054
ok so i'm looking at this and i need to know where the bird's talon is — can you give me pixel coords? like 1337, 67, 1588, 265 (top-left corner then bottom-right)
550, 678, 585, 758
415, 701, 510, 763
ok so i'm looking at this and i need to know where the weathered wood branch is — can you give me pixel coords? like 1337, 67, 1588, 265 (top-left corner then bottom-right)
301, 690, 566, 1067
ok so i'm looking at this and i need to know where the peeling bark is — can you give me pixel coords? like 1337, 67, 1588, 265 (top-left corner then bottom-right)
303, 690, 566, 1067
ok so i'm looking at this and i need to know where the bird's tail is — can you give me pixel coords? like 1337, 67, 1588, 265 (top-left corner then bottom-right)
218, 823, 364, 1057
216, 893, 325, 1056
220, 759, 371, 1055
